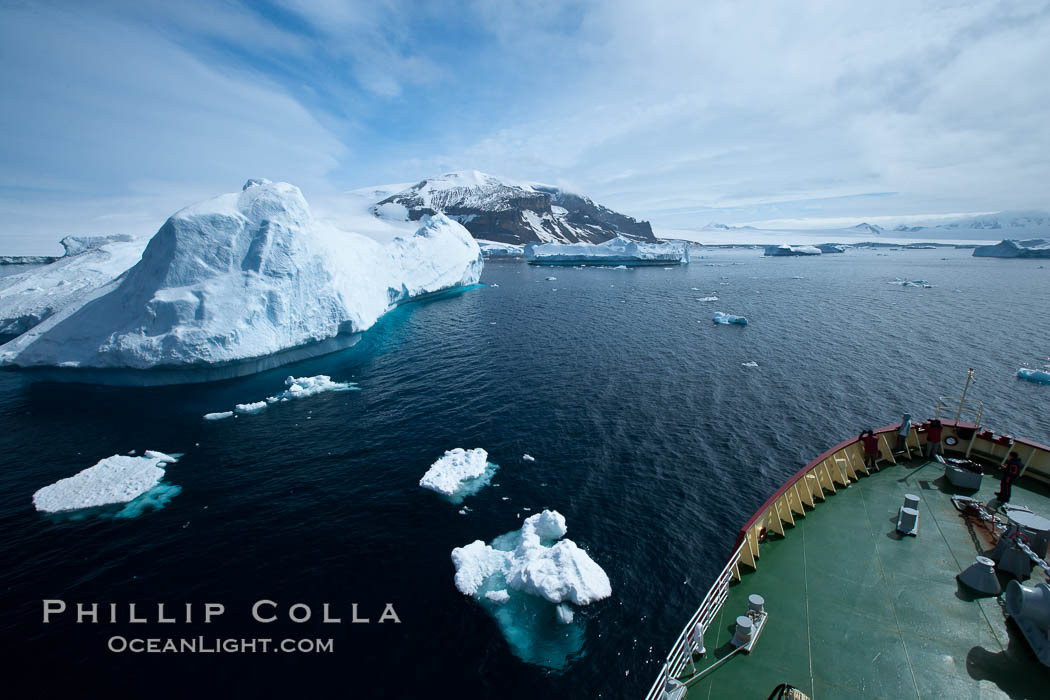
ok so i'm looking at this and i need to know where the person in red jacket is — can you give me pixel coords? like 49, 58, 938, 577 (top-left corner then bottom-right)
924, 419, 943, 458
859, 429, 880, 471
997, 451, 1023, 505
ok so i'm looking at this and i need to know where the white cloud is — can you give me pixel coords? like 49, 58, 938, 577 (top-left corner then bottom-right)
0, 3, 346, 253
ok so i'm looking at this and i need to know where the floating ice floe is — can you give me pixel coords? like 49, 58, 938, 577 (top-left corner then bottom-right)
697, 296, 718, 302
522, 454, 536, 462
203, 375, 357, 421
742, 361, 759, 367
1017, 368, 1050, 385
889, 278, 935, 288
545, 276, 557, 281
450, 510, 611, 668
419, 448, 499, 502
712, 312, 748, 326
33, 452, 180, 514
267, 375, 357, 403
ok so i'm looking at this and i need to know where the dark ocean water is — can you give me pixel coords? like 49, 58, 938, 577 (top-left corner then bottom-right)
1, 248, 1048, 699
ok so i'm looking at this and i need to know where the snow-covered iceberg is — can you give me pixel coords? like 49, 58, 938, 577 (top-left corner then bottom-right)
764, 245, 821, 257
973, 239, 1050, 258
451, 510, 611, 669
419, 447, 498, 501
713, 312, 748, 326
524, 236, 688, 266
33, 451, 179, 513
816, 244, 846, 254
1018, 368, 1050, 385
1, 180, 483, 380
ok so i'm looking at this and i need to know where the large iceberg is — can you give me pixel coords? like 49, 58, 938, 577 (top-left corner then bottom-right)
973, 239, 1050, 258
764, 245, 821, 257
450, 510, 611, 668
524, 236, 688, 266
1, 180, 482, 378
1018, 368, 1050, 385
33, 451, 179, 513
419, 447, 498, 501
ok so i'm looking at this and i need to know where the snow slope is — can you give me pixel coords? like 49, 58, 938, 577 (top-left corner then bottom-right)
1, 179, 482, 371
0, 234, 147, 339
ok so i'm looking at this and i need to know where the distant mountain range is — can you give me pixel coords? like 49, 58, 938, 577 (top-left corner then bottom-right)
372, 171, 655, 245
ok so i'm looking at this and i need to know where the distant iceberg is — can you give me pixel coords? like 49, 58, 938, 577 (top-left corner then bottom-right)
973, 239, 1050, 258
420, 448, 499, 501
478, 240, 524, 258
33, 451, 179, 513
764, 245, 821, 257
1018, 368, 1050, 385
524, 236, 688, 266
451, 510, 611, 669
816, 244, 846, 254
1, 179, 482, 379
713, 312, 748, 326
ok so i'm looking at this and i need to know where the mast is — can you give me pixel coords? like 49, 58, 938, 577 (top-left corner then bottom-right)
955, 368, 974, 424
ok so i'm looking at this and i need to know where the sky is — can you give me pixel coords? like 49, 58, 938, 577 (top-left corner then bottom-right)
2, 0, 1049, 253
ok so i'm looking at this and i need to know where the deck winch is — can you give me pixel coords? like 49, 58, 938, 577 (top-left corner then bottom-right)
1005, 581, 1050, 666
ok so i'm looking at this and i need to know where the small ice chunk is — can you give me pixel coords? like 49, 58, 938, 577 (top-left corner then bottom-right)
485, 589, 511, 604
234, 401, 267, 415
742, 361, 759, 367
697, 296, 718, 302
33, 452, 179, 513
419, 448, 494, 498
1018, 368, 1050, 385
522, 454, 536, 462
203, 411, 234, 421
712, 312, 748, 326
556, 604, 574, 624
545, 276, 557, 281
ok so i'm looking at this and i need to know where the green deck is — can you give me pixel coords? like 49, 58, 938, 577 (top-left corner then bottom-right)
681, 458, 1050, 699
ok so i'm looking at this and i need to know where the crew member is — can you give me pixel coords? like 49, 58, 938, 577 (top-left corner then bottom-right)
859, 430, 880, 472
997, 451, 1023, 505
924, 419, 943, 458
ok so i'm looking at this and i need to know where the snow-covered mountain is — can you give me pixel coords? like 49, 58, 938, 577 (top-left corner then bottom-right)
372, 170, 655, 245
1, 179, 482, 377
849, 222, 884, 235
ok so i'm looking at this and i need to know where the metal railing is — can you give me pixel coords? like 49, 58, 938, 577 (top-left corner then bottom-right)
644, 540, 744, 700
936, 395, 983, 426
